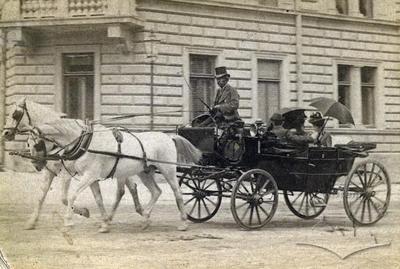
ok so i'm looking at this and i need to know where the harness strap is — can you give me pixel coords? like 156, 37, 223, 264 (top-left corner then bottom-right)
121, 128, 150, 173
105, 129, 123, 179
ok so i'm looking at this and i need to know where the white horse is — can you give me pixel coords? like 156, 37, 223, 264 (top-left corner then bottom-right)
2, 98, 201, 232
1, 99, 101, 230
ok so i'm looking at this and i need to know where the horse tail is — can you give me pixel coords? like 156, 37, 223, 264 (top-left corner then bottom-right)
171, 135, 202, 165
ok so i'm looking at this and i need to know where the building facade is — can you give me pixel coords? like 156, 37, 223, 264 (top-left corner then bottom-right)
0, 0, 399, 176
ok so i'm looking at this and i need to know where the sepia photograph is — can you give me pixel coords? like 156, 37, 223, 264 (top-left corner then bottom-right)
0, 0, 399, 268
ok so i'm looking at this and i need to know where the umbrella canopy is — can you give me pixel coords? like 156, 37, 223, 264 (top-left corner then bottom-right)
309, 97, 355, 125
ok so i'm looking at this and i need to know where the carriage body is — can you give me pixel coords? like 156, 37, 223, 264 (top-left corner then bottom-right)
177, 124, 390, 229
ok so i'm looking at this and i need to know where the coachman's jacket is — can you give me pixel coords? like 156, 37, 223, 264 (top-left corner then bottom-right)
214, 83, 240, 122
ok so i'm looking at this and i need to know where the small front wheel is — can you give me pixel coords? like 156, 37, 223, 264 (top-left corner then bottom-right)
231, 169, 278, 229
283, 191, 329, 219
179, 172, 222, 223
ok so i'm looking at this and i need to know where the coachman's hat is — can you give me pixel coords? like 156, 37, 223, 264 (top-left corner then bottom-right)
215, 66, 230, 78
309, 112, 325, 124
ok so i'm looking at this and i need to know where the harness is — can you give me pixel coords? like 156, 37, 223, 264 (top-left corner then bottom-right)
87, 128, 150, 178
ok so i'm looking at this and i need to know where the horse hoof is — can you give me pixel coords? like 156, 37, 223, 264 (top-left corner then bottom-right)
80, 208, 90, 218
141, 220, 151, 230
98, 224, 110, 233
24, 222, 36, 230
177, 222, 189, 231
136, 208, 144, 216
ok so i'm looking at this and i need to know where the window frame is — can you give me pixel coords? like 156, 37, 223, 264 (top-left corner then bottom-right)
333, 59, 383, 129
251, 53, 289, 121
183, 47, 223, 123
55, 45, 101, 120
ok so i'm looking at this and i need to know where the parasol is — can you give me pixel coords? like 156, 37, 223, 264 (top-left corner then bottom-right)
309, 97, 355, 125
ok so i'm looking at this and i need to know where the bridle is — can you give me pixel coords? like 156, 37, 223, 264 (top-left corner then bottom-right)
4, 102, 33, 135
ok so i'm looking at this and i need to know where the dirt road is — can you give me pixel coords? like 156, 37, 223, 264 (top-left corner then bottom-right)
0, 171, 399, 269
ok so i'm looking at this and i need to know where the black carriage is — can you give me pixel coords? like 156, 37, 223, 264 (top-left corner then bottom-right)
176, 121, 391, 230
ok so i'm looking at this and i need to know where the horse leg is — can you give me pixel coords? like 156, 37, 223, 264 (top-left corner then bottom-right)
25, 169, 55, 230
107, 178, 126, 223
59, 167, 90, 218
64, 172, 96, 228
125, 177, 143, 216
138, 169, 161, 229
89, 181, 111, 233
159, 164, 188, 231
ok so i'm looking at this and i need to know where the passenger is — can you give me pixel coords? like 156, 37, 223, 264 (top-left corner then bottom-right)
199, 66, 240, 127
309, 112, 332, 147
267, 113, 286, 139
282, 109, 315, 147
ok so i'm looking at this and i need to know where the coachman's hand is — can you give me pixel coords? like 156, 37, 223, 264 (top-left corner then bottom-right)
210, 106, 220, 115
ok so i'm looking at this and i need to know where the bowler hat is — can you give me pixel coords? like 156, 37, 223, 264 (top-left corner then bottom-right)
309, 112, 325, 125
215, 66, 230, 78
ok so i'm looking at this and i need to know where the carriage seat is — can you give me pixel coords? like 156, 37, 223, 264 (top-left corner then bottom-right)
335, 142, 376, 152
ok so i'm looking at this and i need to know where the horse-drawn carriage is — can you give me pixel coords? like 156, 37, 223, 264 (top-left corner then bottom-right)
176, 113, 391, 229
2, 98, 391, 232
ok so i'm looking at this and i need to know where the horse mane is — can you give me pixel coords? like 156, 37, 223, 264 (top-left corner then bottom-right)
25, 100, 66, 125
37, 118, 87, 146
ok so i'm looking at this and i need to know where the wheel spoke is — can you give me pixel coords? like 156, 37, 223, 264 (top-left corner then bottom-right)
353, 196, 365, 217
292, 192, 304, 204
349, 194, 363, 209
367, 198, 372, 222
356, 171, 366, 188
204, 196, 218, 207
258, 203, 270, 218
201, 198, 211, 216
240, 182, 251, 195
305, 194, 310, 216
370, 198, 383, 215
197, 197, 201, 218
255, 205, 262, 225
297, 193, 306, 213
182, 180, 197, 191
189, 199, 198, 215
349, 181, 364, 192
371, 195, 387, 207
360, 197, 367, 222
367, 163, 376, 186
203, 180, 216, 190
363, 163, 368, 188
184, 196, 196, 206
249, 177, 255, 193
236, 201, 249, 210
249, 205, 254, 226
240, 204, 251, 221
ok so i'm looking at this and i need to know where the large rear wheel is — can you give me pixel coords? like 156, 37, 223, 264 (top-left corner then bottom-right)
231, 169, 278, 229
343, 160, 390, 226
283, 191, 329, 219
179, 172, 222, 223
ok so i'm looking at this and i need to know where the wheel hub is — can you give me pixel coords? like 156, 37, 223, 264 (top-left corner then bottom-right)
195, 190, 207, 199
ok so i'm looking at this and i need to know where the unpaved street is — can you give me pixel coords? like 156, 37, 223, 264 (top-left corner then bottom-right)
0, 171, 399, 269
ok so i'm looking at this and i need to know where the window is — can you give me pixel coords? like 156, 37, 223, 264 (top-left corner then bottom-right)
62, 53, 94, 120
359, 0, 373, 18
336, 64, 377, 126
189, 55, 216, 118
338, 65, 351, 109
361, 66, 376, 125
336, 0, 348, 14
257, 60, 280, 122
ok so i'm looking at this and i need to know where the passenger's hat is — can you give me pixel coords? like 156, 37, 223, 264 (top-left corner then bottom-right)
215, 66, 230, 78
309, 112, 325, 125
270, 113, 283, 122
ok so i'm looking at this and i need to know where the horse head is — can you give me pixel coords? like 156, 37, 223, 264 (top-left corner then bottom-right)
2, 97, 32, 141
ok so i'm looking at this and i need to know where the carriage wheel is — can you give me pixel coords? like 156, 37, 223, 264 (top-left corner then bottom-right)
179, 172, 222, 223
343, 160, 391, 226
231, 169, 278, 229
283, 191, 329, 219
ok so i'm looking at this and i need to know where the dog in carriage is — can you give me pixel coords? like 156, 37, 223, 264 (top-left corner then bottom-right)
2, 98, 202, 232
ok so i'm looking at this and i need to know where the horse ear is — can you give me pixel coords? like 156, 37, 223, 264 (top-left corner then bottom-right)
16, 97, 27, 107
